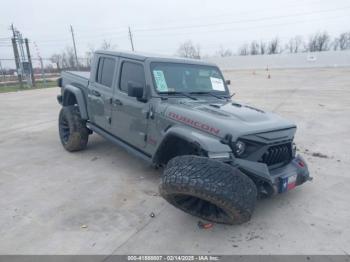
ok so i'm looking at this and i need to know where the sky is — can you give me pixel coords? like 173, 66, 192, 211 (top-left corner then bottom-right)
0, 0, 350, 68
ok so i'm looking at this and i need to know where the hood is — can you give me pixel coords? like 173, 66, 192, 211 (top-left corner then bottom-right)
164, 99, 296, 141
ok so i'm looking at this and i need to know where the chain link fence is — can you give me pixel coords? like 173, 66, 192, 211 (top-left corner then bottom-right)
0, 57, 90, 90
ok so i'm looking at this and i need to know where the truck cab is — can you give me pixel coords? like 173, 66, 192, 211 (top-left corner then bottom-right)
87, 52, 150, 150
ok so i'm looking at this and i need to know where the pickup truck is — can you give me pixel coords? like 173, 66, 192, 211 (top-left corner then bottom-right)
57, 50, 311, 224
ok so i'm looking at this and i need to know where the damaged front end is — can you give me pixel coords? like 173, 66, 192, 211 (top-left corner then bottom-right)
233, 155, 311, 197
224, 128, 312, 197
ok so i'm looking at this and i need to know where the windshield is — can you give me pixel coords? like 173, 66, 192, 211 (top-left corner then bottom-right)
151, 62, 228, 94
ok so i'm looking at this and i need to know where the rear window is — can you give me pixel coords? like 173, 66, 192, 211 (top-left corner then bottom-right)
96, 57, 116, 87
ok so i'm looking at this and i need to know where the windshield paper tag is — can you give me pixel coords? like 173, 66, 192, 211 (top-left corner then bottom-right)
153, 70, 168, 92
210, 77, 225, 91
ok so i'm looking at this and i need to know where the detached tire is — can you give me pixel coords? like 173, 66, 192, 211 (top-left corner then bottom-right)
159, 156, 257, 225
58, 106, 89, 152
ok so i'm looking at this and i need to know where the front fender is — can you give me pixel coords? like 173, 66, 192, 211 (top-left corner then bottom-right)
62, 85, 88, 120
154, 125, 232, 160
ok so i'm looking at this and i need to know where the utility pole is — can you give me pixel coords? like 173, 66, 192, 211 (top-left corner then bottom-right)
25, 38, 36, 87
70, 25, 79, 70
17, 32, 32, 87
10, 23, 16, 38
10, 24, 23, 88
128, 26, 135, 52
17, 32, 26, 65
11, 37, 23, 88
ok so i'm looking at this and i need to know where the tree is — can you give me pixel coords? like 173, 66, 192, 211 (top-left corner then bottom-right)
177, 41, 201, 59
100, 39, 116, 50
65, 47, 77, 68
267, 38, 281, 54
333, 32, 350, 50
50, 47, 77, 70
260, 41, 267, 55
85, 44, 96, 68
238, 43, 249, 56
51, 47, 77, 69
84, 40, 116, 68
286, 36, 303, 53
50, 54, 63, 71
250, 41, 260, 55
216, 46, 233, 57
307, 32, 330, 52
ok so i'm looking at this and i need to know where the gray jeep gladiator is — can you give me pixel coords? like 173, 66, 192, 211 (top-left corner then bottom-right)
57, 50, 311, 224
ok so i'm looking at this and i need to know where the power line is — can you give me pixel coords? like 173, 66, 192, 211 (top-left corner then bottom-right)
1, 4, 348, 59
133, 14, 349, 39
27, 5, 350, 46
133, 6, 350, 33
129, 16, 348, 53
72, 26, 127, 36
57, 0, 326, 34
17, 13, 348, 57
17, 13, 347, 53
35, 31, 126, 43
8, 4, 347, 44
33, 32, 127, 45
4, 4, 347, 51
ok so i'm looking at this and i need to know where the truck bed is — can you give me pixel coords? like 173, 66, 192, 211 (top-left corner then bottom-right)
61, 71, 90, 88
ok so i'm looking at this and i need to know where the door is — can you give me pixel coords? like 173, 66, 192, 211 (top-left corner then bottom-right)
111, 60, 149, 148
87, 56, 117, 130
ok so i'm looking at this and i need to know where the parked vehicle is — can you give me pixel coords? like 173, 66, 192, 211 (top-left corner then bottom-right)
57, 50, 311, 224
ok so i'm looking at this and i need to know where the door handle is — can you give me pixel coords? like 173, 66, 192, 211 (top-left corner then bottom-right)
91, 90, 101, 97
113, 99, 123, 106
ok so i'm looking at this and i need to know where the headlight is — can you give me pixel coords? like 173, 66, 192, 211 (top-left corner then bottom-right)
234, 141, 246, 156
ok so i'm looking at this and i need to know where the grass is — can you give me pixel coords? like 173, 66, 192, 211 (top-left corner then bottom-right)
0, 81, 57, 93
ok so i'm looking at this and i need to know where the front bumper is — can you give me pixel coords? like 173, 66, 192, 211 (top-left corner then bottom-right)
234, 154, 311, 195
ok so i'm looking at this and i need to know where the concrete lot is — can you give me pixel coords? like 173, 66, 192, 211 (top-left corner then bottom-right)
0, 68, 349, 255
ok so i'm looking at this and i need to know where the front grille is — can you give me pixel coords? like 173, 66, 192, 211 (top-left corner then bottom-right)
260, 143, 292, 166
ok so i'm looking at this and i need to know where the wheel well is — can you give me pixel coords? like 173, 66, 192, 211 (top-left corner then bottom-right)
63, 91, 77, 106
155, 135, 205, 166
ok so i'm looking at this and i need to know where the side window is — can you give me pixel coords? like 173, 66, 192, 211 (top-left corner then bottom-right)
95, 57, 116, 88
120, 62, 146, 92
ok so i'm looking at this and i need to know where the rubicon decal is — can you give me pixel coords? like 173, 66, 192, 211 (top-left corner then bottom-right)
168, 112, 220, 135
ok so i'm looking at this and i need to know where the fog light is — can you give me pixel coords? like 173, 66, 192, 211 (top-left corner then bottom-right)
235, 141, 246, 156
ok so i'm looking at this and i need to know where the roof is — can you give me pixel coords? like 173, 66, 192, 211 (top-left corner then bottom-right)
95, 49, 216, 66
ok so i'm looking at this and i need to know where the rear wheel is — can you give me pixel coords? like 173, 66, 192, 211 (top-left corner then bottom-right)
58, 106, 89, 152
159, 155, 257, 224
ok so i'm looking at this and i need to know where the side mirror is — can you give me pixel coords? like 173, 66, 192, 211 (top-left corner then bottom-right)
225, 79, 231, 85
127, 81, 144, 99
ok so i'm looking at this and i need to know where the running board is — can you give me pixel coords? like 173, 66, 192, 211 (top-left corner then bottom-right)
86, 123, 152, 163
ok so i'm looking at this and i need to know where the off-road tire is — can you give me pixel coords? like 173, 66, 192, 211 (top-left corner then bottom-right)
58, 106, 89, 152
159, 155, 257, 224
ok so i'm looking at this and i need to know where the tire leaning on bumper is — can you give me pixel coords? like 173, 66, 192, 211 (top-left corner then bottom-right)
159, 155, 257, 225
